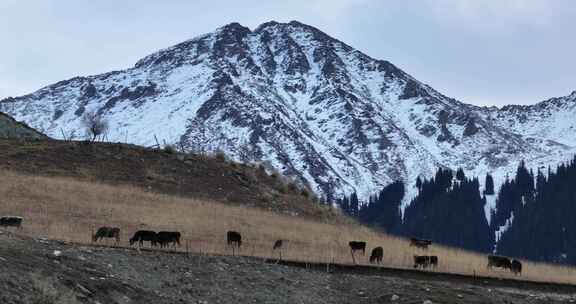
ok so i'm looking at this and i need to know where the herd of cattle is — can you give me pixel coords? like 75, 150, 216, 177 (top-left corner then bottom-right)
92, 227, 183, 248
1, 216, 522, 275
348, 239, 439, 270
488, 254, 523, 275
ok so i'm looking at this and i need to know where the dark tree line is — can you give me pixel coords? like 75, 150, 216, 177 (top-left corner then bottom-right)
497, 156, 576, 264
337, 158, 576, 265
337, 182, 404, 235
337, 192, 360, 218
402, 168, 493, 252
489, 161, 535, 235
359, 181, 404, 234
337, 167, 493, 253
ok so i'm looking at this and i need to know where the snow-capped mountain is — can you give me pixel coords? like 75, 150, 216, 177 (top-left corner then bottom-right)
1, 21, 575, 206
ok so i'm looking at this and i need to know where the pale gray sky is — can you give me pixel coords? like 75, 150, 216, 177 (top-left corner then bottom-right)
1, 0, 575, 106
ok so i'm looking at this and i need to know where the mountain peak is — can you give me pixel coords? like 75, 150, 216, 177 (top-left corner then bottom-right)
254, 20, 311, 30
253, 20, 281, 31
217, 22, 251, 34
253, 20, 332, 40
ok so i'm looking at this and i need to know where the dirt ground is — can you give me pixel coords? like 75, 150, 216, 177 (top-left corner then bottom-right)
2, 232, 576, 304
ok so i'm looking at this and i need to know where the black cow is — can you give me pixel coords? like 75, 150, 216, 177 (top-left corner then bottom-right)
227, 231, 242, 255
511, 259, 522, 275
157, 231, 181, 248
92, 227, 120, 244
0, 216, 23, 229
129, 230, 158, 247
487, 255, 512, 270
414, 255, 430, 269
349, 241, 366, 255
369, 247, 384, 264
349, 241, 366, 264
410, 238, 432, 249
429, 255, 438, 269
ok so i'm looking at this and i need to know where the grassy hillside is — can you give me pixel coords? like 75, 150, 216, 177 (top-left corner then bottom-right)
2, 170, 576, 285
0, 138, 337, 220
0, 112, 46, 139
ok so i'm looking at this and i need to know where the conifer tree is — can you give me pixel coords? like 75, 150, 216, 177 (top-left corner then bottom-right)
484, 173, 495, 195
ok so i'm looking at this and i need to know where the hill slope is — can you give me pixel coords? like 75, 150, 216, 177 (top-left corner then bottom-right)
0, 138, 335, 219
2, 170, 576, 303
1, 21, 575, 205
0, 112, 46, 139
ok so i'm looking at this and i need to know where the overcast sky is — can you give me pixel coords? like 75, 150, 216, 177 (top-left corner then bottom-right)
1, 0, 575, 106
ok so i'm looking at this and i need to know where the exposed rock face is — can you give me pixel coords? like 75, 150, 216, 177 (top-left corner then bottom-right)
1, 21, 575, 206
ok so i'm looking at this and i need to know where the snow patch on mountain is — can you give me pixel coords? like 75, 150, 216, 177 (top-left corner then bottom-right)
493, 211, 515, 253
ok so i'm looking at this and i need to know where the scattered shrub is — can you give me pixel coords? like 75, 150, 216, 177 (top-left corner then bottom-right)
214, 150, 227, 162
311, 194, 320, 203
257, 164, 267, 176
288, 182, 298, 192
277, 184, 289, 194
163, 144, 176, 154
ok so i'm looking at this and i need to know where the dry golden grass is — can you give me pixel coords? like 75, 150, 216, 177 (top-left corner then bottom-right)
1, 169, 575, 285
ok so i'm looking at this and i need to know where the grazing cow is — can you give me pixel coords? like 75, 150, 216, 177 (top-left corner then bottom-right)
410, 238, 432, 249
0, 216, 23, 230
487, 255, 512, 271
227, 231, 242, 255
273, 239, 283, 250
429, 256, 439, 269
92, 227, 120, 244
129, 230, 158, 247
413, 255, 430, 269
369, 247, 384, 264
511, 259, 522, 275
349, 241, 366, 255
349, 241, 367, 264
157, 231, 181, 248
272, 239, 284, 260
